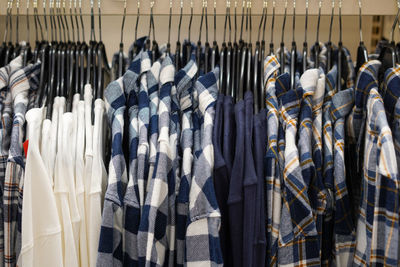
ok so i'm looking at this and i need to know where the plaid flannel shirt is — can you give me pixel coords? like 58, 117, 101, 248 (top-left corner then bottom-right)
330, 87, 356, 266
346, 60, 381, 222
138, 55, 175, 266
311, 68, 328, 248
354, 88, 399, 266
147, 59, 162, 186
137, 51, 152, 211
121, 53, 142, 266
3, 62, 40, 266
186, 68, 222, 267
175, 52, 198, 267
0, 56, 22, 266
264, 55, 282, 266
275, 73, 320, 266
321, 65, 337, 266
343, 47, 356, 90
97, 77, 127, 267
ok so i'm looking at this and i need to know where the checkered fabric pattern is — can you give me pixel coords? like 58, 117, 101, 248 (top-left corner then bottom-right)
147, 59, 162, 185
0, 56, 22, 266
343, 47, 356, 90
186, 67, 222, 267
3, 62, 40, 267
264, 55, 282, 266
321, 65, 337, 266
330, 87, 356, 267
346, 60, 381, 222
382, 67, 400, 127
354, 88, 399, 266
137, 51, 152, 212
393, 98, 400, 171
175, 51, 198, 267
121, 53, 142, 266
310, 68, 329, 250
137, 55, 175, 266
275, 72, 320, 266
97, 76, 127, 267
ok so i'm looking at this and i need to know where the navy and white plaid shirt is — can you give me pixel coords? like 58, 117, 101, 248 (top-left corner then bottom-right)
354, 88, 399, 266
175, 51, 198, 267
186, 68, 223, 266
330, 87, 356, 266
97, 76, 127, 267
275, 73, 320, 266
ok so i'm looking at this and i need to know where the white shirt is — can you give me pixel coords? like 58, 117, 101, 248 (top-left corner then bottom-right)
18, 107, 63, 267
74, 94, 89, 267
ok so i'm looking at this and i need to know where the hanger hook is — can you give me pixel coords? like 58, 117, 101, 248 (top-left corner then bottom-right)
135, 0, 140, 43
58, 0, 66, 43
213, 0, 217, 42
239, 0, 245, 41
198, 1, 205, 43
247, 0, 252, 44
167, 0, 172, 46
27, 0, 30, 42
9, 0, 14, 44
188, 0, 193, 42
316, 0, 322, 44
262, 0, 267, 42
90, 0, 95, 41
16, 0, 20, 44
177, 0, 183, 42
63, 0, 70, 42
223, 1, 231, 43
304, 0, 308, 44
98, 0, 103, 41
79, 0, 85, 42
281, 0, 287, 44
328, 0, 334, 43
257, 1, 265, 42
205, 0, 209, 43
338, 0, 342, 43
3, 0, 10, 44
234, 0, 237, 43
270, 0, 276, 54
292, 0, 296, 43
148, 0, 155, 43
34, 0, 43, 41
121, 0, 127, 44
69, 0, 75, 43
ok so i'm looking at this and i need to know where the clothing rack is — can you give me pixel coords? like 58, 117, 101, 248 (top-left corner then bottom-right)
0, 0, 398, 16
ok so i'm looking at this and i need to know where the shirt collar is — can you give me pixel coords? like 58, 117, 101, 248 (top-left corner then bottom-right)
300, 68, 319, 97
275, 72, 303, 123
383, 66, 400, 116
176, 50, 198, 111
196, 67, 219, 115
354, 60, 381, 110
325, 64, 338, 97
263, 55, 280, 85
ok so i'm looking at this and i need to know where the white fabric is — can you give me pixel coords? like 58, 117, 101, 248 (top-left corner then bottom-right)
41, 97, 60, 187
53, 98, 81, 267
75, 94, 89, 267
83, 85, 96, 267
18, 107, 63, 267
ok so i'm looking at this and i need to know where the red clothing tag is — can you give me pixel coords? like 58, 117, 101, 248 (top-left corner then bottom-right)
23, 140, 29, 158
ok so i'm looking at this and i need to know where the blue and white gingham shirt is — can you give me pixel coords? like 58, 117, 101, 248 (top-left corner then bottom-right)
186, 68, 223, 267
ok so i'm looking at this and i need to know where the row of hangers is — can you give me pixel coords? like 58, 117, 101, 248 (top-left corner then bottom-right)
3, 0, 400, 114
0, 0, 111, 119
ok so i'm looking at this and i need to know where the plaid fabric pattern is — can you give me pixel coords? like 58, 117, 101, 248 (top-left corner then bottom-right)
382, 67, 400, 127
0, 56, 22, 266
121, 53, 142, 266
310, 68, 329, 249
4, 62, 40, 266
393, 98, 400, 171
147, 59, 162, 185
186, 68, 222, 267
321, 65, 337, 266
346, 60, 381, 221
137, 51, 152, 212
175, 52, 198, 267
354, 88, 399, 266
309, 42, 328, 72
97, 77, 127, 267
330, 87, 356, 266
138, 55, 175, 266
343, 47, 356, 90
264, 55, 282, 266
275, 72, 320, 266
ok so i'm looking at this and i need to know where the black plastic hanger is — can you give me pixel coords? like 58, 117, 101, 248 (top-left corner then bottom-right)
260, 0, 267, 109
302, 0, 308, 73
196, 2, 206, 75
3, 1, 15, 66
175, 1, 183, 70
184, 2, 194, 66
231, 0, 238, 100
87, 0, 97, 89
115, 0, 127, 79
166, 0, 172, 56
290, 0, 297, 89
95, 0, 111, 100
269, 0, 276, 56
219, 3, 227, 93
149, 1, 159, 63
13, 0, 22, 60
211, 0, 218, 70
66, 0, 76, 111
254, 1, 266, 112
355, 0, 369, 74
313, 0, 322, 69
279, 0, 287, 75
237, 0, 246, 102
129, 0, 141, 61
337, 0, 344, 91
78, 0, 88, 95
245, 1, 252, 95
326, 0, 335, 71
204, 2, 211, 74
224, 1, 232, 95
22, 0, 33, 66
